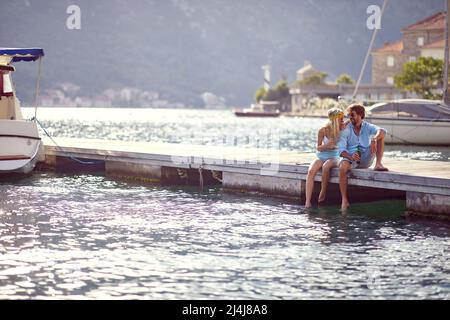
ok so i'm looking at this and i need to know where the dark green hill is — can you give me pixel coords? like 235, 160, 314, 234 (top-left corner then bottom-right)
0, 0, 444, 107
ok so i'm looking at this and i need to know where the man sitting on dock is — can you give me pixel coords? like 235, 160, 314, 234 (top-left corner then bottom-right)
337, 103, 389, 211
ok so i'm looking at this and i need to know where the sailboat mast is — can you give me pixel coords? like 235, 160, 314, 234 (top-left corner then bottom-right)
352, 0, 389, 101
444, 0, 450, 104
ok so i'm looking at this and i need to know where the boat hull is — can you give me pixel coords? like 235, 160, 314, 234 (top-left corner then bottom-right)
234, 111, 280, 117
0, 120, 43, 174
367, 117, 450, 145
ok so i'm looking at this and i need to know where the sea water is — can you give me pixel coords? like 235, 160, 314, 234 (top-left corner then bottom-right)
0, 107, 448, 299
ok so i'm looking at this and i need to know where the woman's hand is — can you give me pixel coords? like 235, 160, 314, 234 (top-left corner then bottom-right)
325, 138, 337, 149
342, 120, 350, 129
317, 143, 336, 151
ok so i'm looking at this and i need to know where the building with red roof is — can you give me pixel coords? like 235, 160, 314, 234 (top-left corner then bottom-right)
371, 12, 446, 86
290, 12, 448, 112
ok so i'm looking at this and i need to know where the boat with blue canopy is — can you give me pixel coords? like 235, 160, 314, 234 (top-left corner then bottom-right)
0, 48, 44, 174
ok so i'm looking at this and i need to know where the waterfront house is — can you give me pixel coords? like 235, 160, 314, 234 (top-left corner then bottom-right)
290, 12, 447, 112
296, 61, 320, 82
372, 12, 445, 86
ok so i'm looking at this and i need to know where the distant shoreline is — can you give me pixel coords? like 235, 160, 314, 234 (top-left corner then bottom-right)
21, 106, 330, 118
21, 106, 232, 110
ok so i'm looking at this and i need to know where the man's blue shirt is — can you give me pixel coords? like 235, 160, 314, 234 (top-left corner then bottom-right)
337, 121, 387, 155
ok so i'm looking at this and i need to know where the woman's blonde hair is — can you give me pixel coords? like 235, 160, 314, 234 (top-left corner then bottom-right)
326, 108, 344, 141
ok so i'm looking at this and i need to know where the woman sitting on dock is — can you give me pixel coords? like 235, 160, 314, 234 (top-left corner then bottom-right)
304, 108, 345, 208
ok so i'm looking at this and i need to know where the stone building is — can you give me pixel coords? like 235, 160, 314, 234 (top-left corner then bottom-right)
371, 11, 445, 86
290, 11, 447, 113
420, 39, 445, 59
296, 61, 320, 82
371, 40, 407, 86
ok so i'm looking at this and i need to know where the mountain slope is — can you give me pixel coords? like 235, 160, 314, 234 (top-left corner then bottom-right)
0, 0, 444, 106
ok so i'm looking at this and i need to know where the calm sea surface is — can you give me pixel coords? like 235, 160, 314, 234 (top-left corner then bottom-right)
22, 107, 450, 161
0, 107, 448, 299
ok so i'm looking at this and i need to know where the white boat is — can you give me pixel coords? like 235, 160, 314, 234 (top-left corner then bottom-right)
0, 48, 44, 174
366, 99, 450, 145
233, 103, 281, 117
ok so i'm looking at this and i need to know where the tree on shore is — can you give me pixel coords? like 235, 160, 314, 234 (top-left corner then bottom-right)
336, 73, 355, 85
296, 72, 328, 86
394, 56, 446, 99
254, 87, 267, 102
254, 80, 290, 102
265, 80, 290, 101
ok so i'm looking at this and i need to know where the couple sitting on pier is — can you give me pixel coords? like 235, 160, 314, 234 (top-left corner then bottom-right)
305, 103, 388, 211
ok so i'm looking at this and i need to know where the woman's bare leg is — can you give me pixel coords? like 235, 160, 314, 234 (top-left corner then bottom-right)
318, 158, 338, 204
305, 159, 324, 208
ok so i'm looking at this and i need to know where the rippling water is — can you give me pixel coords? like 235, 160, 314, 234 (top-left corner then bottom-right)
0, 173, 449, 299
22, 107, 450, 162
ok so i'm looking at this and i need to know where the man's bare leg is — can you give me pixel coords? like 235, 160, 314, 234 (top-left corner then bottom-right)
339, 161, 352, 211
373, 135, 388, 171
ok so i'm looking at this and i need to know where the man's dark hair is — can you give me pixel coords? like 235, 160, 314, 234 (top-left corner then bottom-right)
346, 103, 365, 119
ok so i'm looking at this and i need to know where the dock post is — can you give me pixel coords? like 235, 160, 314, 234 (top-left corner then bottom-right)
405, 191, 450, 221
105, 161, 161, 183
222, 172, 303, 200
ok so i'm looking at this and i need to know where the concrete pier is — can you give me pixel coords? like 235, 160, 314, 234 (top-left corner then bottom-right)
222, 172, 304, 198
40, 137, 450, 221
405, 191, 450, 220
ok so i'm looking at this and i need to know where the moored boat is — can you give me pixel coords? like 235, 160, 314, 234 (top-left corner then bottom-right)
366, 99, 450, 145
234, 110, 281, 117
233, 103, 281, 117
0, 48, 44, 174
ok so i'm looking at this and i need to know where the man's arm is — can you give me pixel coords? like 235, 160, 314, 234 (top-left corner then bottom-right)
369, 124, 387, 154
338, 128, 354, 160
372, 128, 385, 140
337, 128, 359, 161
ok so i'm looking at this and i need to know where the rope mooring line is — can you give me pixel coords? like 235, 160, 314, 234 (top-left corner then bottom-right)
31, 117, 101, 165
198, 165, 204, 191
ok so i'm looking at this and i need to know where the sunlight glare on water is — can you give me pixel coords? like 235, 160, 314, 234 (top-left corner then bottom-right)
22, 107, 450, 161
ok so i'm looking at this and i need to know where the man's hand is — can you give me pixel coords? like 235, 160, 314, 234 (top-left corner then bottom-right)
370, 138, 377, 154
340, 151, 359, 161
351, 152, 360, 161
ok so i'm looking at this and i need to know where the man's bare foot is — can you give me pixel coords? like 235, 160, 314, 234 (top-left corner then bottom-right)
373, 164, 389, 171
341, 201, 349, 212
305, 202, 312, 208
318, 192, 326, 204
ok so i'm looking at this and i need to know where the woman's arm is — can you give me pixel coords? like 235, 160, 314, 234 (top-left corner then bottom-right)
316, 128, 326, 151
317, 127, 337, 151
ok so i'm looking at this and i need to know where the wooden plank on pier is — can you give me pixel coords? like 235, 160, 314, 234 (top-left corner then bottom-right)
42, 137, 450, 196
